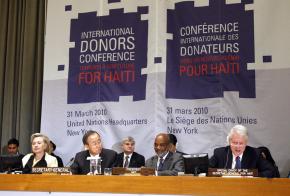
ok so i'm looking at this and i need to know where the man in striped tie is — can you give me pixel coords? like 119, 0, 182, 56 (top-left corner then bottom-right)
113, 136, 145, 168
145, 133, 184, 176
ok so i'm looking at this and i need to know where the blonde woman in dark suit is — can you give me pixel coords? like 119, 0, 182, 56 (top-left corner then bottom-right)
22, 133, 58, 173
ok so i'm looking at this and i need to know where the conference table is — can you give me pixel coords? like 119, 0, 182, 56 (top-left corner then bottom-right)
0, 174, 290, 195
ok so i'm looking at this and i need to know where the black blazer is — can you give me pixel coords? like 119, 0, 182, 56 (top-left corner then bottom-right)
70, 148, 117, 174
113, 152, 145, 168
209, 146, 276, 177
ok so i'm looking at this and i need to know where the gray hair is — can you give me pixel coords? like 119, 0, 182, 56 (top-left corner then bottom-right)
226, 124, 248, 144
122, 136, 135, 145
31, 133, 51, 153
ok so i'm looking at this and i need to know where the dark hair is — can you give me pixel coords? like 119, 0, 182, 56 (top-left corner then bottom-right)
257, 146, 276, 166
168, 134, 177, 145
7, 138, 19, 147
50, 141, 56, 151
82, 130, 100, 145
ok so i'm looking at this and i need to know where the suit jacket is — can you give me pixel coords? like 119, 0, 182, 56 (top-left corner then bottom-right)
209, 146, 276, 177
113, 152, 145, 168
145, 151, 184, 176
70, 148, 117, 175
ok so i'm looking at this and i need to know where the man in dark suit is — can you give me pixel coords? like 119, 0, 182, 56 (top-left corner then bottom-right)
114, 136, 145, 168
70, 130, 117, 175
145, 133, 184, 176
113, 136, 145, 168
209, 124, 275, 177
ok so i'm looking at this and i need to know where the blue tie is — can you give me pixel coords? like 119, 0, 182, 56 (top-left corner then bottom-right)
235, 156, 241, 169
158, 157, 164, 171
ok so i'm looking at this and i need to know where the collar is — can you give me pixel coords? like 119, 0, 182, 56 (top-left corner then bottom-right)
88, 153, 100, 159
232, 153, 244, 160
124, 153, 133, 158
158, 151, 169, 160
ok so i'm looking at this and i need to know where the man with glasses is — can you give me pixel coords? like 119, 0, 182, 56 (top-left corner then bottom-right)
70, 130, 117, 174
209, 124, 275, 177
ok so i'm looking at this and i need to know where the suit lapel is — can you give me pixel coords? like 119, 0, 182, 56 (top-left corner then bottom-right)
84, 151, 91, 173
241, 146, 250, 168
226, 147, 233, 169
100, 150, 106, 169
152, 156, 158, 169
227, 154, 233, 169
118, 152, 124, 167
162, 152, 173, 170
129, 152, 136, 167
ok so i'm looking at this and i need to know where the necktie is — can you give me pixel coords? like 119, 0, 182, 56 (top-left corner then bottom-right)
235, 156, 241, 169
158, 157, 164, 171
124, 156, 129, 168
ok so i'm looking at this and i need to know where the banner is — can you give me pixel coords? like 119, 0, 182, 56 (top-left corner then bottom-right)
42, 0, 290, 176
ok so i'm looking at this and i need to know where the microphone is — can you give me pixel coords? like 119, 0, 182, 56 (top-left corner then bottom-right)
65, 157, 75, 167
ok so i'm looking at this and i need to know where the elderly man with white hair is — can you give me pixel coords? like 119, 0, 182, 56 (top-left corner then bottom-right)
209, 124, 276, 177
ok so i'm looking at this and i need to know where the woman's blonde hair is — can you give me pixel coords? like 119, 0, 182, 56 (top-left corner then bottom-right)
31, 133, 51, 153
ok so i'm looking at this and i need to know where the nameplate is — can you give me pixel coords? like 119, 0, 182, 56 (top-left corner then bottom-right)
112, 167, 127, 175
112, 167, 154, 176
112, 167, 140, 175
32, 167, 71, 174
140, 167, 155, 176
208, 168, 258, 177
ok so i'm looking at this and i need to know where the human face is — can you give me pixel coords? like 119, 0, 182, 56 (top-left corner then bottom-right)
86, 133, 102, 156
230, 133, 247, 156
7, 144, 18, 155
154, 135, 169, 156
122, 141, 135, 155
32, 137, 46, 155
